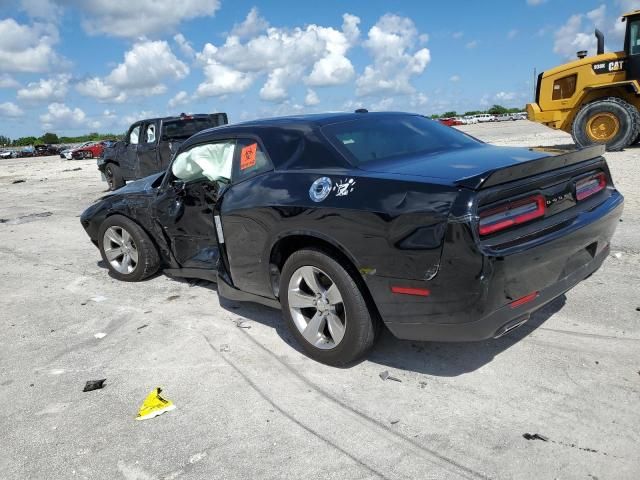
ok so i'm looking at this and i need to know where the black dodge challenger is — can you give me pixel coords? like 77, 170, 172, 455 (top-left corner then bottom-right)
81, 112, 623, 365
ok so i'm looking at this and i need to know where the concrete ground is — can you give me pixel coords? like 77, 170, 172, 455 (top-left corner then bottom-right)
0, 121, 638, 480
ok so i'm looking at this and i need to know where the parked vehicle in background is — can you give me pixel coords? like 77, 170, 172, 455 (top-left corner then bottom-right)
475, 114, 497, 123
463, 115, 479, 124
438, 117, 463, 127
60, 142, 93, 160
98, 112, 228, 190
495, 114, 516, 122
0, 149, 16, 159
513, 112, 528, 120
71, 141, 110, 160
81, 111, 623, 365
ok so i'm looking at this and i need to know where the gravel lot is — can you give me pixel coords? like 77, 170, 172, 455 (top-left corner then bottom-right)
1, 121, 638, 480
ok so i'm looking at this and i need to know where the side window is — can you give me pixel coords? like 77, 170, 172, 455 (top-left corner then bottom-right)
145, 124, 156, 144
631, 21, 640, 55
129, 125, 141, 145
171, 141, 236, 183
232, 138, 273, 183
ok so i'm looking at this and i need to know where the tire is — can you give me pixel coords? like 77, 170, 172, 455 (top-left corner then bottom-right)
571, 97, 640, 152
104, 163, 125, 191
280, 248, 377, 366
97, 215, 160, 282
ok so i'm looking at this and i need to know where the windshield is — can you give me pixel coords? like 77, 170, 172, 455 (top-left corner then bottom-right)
322, 115, 480, 165
162, 117, 218, 139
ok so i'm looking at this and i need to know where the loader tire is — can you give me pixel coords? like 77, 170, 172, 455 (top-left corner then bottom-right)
571, 97, 640, 152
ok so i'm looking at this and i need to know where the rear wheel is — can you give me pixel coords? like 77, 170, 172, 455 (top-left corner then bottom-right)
104, 163, 125, 191
571, 97, 640, 151
280, 248, 377, 366
98, 215, 159, 282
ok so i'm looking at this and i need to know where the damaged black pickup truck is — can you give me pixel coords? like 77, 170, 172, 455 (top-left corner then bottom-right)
81, 112, 623, 365
98, 113, 228, 190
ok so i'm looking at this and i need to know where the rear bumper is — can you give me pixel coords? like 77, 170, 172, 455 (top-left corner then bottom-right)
367, 192, 623, 342
384, 242, 609, 341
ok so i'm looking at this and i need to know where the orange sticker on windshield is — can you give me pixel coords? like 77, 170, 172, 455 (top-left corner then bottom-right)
240, 143, 257, 170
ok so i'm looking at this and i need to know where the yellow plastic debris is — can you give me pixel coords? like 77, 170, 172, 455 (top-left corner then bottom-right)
135, 387, 175, 421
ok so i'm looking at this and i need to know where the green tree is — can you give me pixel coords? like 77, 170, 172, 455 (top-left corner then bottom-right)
40, 132, 59, 144
0, 135, 11, 146
487, 104, 509, 115
13, 136, 38, 146
441, 111, 458, 118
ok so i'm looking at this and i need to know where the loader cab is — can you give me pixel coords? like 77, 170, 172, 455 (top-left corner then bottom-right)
623, 11, 640, 81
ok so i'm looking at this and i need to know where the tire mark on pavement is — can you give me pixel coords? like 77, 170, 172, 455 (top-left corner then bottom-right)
203, 332, 488, 480
201, 334, 392, 480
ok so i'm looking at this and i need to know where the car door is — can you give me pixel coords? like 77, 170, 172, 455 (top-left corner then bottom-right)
625, 17, 640, 81
217, 138, 275, 296
153, 139, 236, 271
122, 123, 142, 178
136, 121, 160, 178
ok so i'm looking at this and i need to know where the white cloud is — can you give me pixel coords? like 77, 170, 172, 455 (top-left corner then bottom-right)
196, 61, 254, 97
527, 0, 547, 5
76, 77, 127, 103
76, 40, 187, 103
0, 102, 24, 117
450, 75, 460, 82
304, 89, 320, 106
17, 74, 70, 102
168, 90, 189, 108
452, 31, 463, 39
495, 91, 517, 102
465, 40, 478, 49
356, 14, 431, 97
0, 18, 64, 73
194, 12, 360, 101
0, 74, 20, 89
231, 7, 269, 39
40, 102, 86, 129
20, 0, 61, 19
507, 29, 519, 39
174, 33, 196, 59
552, 4, 634, 59
69, 0, 221, 38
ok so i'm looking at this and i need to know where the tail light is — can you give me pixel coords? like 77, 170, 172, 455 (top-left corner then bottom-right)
575, 172, 606, 201
479, 194, 546, 236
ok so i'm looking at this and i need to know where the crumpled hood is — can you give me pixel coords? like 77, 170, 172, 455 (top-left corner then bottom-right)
101, 172, 163, 199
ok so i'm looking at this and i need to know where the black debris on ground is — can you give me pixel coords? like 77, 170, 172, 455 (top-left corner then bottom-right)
12, 179, 26, 184
83, 379, 106, 392
0, 212, 52, 224
379, 371, 402, 382
220, 344, 231, 352
390, 419, 400, 425
523, 433, 548, 442
62, 167, 82, 172
136, 324, 148, 330
166, 295, 180, 301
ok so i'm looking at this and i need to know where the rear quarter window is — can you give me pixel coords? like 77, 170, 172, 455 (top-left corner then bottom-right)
322, 115, 479, 165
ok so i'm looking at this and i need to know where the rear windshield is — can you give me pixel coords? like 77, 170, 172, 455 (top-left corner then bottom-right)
162, 117, 218, 139
322, 115, 479, 165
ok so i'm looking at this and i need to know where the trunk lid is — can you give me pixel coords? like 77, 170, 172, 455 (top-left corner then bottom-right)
356, 144, 605, 190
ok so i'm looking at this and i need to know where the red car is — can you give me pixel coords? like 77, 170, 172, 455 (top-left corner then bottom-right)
72, 142, 106, 160
438, 117, 463, 127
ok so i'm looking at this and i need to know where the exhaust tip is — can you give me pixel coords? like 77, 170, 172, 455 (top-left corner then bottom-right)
494, 315, 529, 339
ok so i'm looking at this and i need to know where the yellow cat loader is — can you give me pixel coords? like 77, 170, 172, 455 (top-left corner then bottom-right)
527, 9, 640, 151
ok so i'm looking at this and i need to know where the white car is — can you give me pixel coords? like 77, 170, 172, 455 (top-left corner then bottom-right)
475, 114, 496, 123
463, 115, 479, 124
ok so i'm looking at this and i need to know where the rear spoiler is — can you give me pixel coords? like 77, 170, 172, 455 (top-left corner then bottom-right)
456, 145, 606, 190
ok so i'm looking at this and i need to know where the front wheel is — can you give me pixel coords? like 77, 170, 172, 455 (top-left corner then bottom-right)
280, 249, 377, 366
571, 97, 640, 151
104, 163, 125, 191
98, 215, 160, 282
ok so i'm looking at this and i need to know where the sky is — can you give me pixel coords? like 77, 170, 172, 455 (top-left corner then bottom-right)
0, 0, 638, 138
